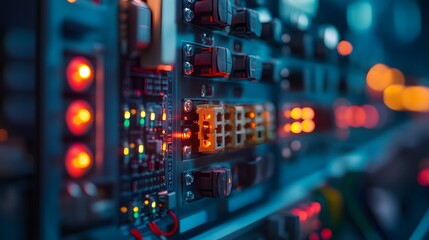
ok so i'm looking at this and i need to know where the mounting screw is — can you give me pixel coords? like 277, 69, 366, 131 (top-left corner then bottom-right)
184, 172, 194, 186
281, 80, 290, 90
183, 44, 195, 57
281, 33, 291, 44
183, 145, 192, 159
183, 100, 193, 113
281, 68, 290, 78
184, 8, 194, 22
183, 128, 192, 139
184, 62, 194, 75
185, 191, 195, 201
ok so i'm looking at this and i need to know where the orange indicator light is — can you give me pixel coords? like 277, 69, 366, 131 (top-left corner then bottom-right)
65, 143, 93, 178
66, 100, 94, 135
337, 40, 353, 56
301, 107, 315, 120
290, 122, 302, 134
66, 57, 94, 92
290, 108, 302, 120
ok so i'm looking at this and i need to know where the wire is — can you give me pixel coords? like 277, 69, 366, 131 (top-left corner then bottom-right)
130, 228, 144, 240
148, 210, 179, 237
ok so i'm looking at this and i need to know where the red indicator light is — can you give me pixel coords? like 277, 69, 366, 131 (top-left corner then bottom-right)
321, 228, 332, 239
291, 208, 307, 222
65, 143, 93, 178
418, 169, 429, 186
309, 233, 320, 240
349, 106, 366, 128
362, 105, 379, 128
66, 57, 94, 92
335, 105, 349, 129
157, 65, 173, 71
66, 100, 94, 135
0, 129, 8, 142
311, 202, 321, 214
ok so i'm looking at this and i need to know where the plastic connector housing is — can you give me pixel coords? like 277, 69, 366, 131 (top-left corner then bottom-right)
224, 105, 246, 149
196, 104, 225, 153
245, 104, 265, 144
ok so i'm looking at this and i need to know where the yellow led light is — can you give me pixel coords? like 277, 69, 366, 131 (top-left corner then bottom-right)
138, 144, 144, 154
72, 152, 91, 169
383, 85, 405, 111
162, 143, 167, 152
162, 112, 167, 121
151, 202, 156, 208
302, 120, 315, 133
301, 107, 315, 120
150, 112, 156, 121
144, 200, 149, 205
290, 108, 302, 120
123, 147, 129, 156
124, 111, 131, 120
401, 86, 429, 112
290, 122, 302, 134
120, 207, 127, 213
77, 109, 91, 123
140, 111, 146, 118
78, 65, 91, 79
133, 206, 139, 212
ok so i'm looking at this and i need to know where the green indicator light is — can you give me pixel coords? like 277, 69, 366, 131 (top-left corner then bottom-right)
152, 209, 156, 214
140, 118, 145, 125
133, 212, 139, 218
124, 119, 130, 128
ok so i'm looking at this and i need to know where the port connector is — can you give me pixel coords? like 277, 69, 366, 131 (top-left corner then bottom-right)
245, 104, 265, 144
196, 104, 225, 153
224, 105, 245, 149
